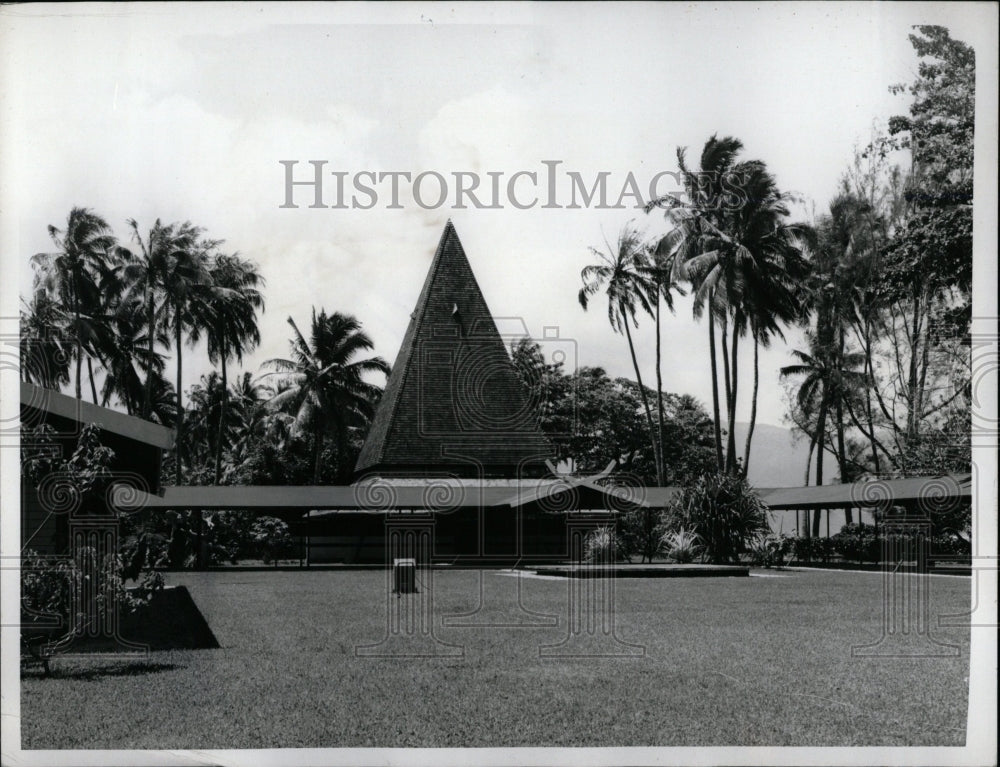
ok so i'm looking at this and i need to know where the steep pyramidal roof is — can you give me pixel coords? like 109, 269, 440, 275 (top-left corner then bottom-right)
355, 222, 553, 478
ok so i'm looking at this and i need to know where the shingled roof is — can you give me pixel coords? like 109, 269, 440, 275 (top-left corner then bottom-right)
355, 221, 554, 478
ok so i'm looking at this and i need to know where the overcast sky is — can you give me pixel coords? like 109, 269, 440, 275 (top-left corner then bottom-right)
1, 2, 995, 433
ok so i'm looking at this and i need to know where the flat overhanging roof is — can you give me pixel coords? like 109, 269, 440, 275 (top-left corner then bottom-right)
111, 483, 573, 512
108, 474, 971, 514
761, 474, 972, 510
109, 480, 673, 513
21, 381, 175, 449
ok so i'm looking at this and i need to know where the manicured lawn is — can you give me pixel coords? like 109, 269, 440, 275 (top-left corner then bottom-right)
21, 568, 970, 748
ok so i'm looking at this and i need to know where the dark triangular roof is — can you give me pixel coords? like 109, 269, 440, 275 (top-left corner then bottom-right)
355, 222, 554, 478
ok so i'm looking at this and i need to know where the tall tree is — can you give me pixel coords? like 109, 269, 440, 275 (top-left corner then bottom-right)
579, 224, 663, 485
640, 247, 683, 486
652, 136, 810, 475
20, 289, 71, 390
781, 341, 865, 533
262, 310, 389, 483
205, 254, 265, 484
847, 26, 975, 476
652, 136, 745, 471
122, 219, 203, 421
30, 208, 116, 400
161, 229, 214, 485
97, 295, 169, 416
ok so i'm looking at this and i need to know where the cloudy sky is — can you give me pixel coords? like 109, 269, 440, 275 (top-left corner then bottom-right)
1, 2, 995, 433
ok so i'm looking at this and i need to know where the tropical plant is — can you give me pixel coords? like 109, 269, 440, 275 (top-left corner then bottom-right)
262, 309, 389, 483
97, 295, 170, 416
748, 532, 792, 568
830, 523, 882, 564
661, 528, 702, 564
250, 516, 295, 565
583, 525, 622, 565
617, 506, 666, 563
21, 547, 163, 645
666, 472, 769, 563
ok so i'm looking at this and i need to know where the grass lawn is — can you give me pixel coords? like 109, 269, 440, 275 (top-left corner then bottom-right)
21, 568, 970, 748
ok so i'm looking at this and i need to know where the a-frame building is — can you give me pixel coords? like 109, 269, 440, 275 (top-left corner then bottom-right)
355, 220, 554, 479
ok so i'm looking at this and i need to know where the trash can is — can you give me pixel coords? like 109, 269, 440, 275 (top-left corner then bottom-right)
393, 558, 417, 594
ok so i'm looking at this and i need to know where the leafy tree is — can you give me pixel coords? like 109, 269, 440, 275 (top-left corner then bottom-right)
511, 340, 716, 486
864, 26, 972, 475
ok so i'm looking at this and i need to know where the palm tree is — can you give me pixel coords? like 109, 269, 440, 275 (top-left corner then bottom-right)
652, 137, 810, 475
229, 372, 269, 469
579, 224, 663, 485
650, 136, 745, 471
730, 167, 812, 477
262, 309, 390, 483
30, 208, 117, 400
781, 340, 865, 533
121, 219, 203, 421
97, 295, 169, 415
20, 289, 71, 390
640, 246, 684, 485
819, 191, 893, 475
162, 233, 214, 485
184, 372, 248, 482
205, 254, 265, 484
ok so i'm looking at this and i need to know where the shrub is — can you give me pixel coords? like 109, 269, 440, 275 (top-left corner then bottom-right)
21, 547, 163, 638
666, 473, 770, 563
931, 532, 971, 558
583, 526, 622, 565
749, 533, 792, 568
617, 507, 669, 563
661, 528, 702, 563
250, 516, 294, 564
790, 535, 835, 563
831, 523, 881, 563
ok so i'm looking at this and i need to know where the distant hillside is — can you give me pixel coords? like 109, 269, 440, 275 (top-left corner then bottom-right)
732, 422, 811, 489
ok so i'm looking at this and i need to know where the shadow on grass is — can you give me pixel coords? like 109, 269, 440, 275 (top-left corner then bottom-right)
23, 661, 182, 681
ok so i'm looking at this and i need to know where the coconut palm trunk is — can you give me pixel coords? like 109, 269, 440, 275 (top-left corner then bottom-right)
726, 320, 740, 473
214, 334, 228, 485
313, 418, 325, 484
742, 327, 760, 478
813, 397, 828, 537
707, 308, 724, 471
143, 281, 155, 419
861, 321, 882, 474
621, 306, 661, 481
87, 357, 99, 404
654, 296, 666, 485
175, 316, 184, 485
74, 293, 83, 400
